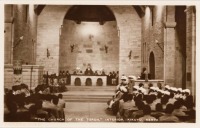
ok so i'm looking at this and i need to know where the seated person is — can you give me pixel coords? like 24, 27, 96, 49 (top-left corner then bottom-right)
107, 76, 129, 111
29, 105, 39, 122
172, 100, 187, 116
131, 100, 144, 119
138, 105, 157, 122
4, 102, 18, 122
145, 95, 156, 111
168, 92, 177, 105
94, 71, 98, 75
159, 104, 179, 122
35, 100, 48, 120
42, 94, 55, 109
151, 103, 165, 119
17, 100, 29, 113
85, 66, 93, 75
57, 94, 65, 108
116, 76, 128, 91
52, 96, 65, 121
184, 101, 195, 122
73, 71, 77, 75
79, 71, 83, 75
161, 95, 169, 110
101, 70, 106, 76
119, 94, 137, 119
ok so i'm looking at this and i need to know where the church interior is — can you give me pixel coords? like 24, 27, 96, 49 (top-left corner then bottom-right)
4, 4, 196, 122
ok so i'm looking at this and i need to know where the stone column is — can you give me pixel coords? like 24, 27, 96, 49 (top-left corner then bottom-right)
4, 5, 14, 64
164, 6, 177, 86
186, 6, 196, 95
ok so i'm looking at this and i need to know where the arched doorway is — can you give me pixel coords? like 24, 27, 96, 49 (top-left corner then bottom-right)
96, 78, 103, 86
74, 77, 81, 86
85, 78, 92, 86
149, 52, 155, 79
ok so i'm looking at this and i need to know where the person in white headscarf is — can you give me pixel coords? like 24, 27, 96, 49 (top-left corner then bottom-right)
107, 76, 128, 109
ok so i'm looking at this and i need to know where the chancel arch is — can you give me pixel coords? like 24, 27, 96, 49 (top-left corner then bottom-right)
36, 5, 141, 77
59, 5, 119, 75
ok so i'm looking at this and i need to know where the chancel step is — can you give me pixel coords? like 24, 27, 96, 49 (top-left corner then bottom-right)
60, 86, 115, 102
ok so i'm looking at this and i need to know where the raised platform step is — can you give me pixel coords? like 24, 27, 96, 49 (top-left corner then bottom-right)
61, 86, 115, 103
66, 86, 116, 91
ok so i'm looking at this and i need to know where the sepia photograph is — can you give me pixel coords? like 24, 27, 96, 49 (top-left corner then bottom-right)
1, 0, 199, 127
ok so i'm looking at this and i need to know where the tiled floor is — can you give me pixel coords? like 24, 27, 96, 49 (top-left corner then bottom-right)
64, 102, 116, 122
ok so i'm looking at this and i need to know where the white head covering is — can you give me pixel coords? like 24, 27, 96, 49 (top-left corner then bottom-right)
133, 85, 139, 90
139, 88, 147, 94
128, 75, 137, 80
119, 86, 128, 93
154, 87, 159, 91
164, 91, 170, 95
184, 89, 190, 95
177, 88, 182, 92
165, 85, 170, 89
121, 76, 127, 80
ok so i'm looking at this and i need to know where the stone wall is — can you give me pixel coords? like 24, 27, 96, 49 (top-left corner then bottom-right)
59, 20, 119, 74
4, 64, 14, 89
36, 5, 71, 74
11, 5, 37, 64
36, 5, 141, 77
174, 6, 186, 87
4, 5, 13, 64
109, 6, 141, 77
141, 6, 165, 79
186, 6, 196, 95
4, 64, 44, 89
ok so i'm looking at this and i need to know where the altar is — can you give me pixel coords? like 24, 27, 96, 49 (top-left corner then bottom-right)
71, 75, 107, 86
134, 79, 165, 88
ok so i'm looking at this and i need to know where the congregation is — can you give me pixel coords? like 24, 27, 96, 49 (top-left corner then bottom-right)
107, 76, 195, 122
4, 83, 65, 122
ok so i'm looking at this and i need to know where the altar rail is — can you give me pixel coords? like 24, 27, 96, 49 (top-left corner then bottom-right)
134, 80, 164, 88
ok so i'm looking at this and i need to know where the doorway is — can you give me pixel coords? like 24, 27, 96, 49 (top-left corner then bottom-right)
149, 52, 155, 79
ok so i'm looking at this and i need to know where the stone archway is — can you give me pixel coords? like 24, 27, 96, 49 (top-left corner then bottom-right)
59, 5, 119, 74
36, 5, 141, 77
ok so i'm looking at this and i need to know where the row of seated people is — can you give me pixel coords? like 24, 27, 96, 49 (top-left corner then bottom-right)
46, 71, 119, 85
43, 74, 68, 92
73, 70, 119, 85
4, 85, 65, 122
37, 83, 67, 93
107, 71, 119, 85
43, 73, 71, 85
11, 84, 65, 96
107, 81, 195, 122
114, 93, 194, 122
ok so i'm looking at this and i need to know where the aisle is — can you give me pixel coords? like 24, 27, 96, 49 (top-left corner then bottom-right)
64, 102, 116, 122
